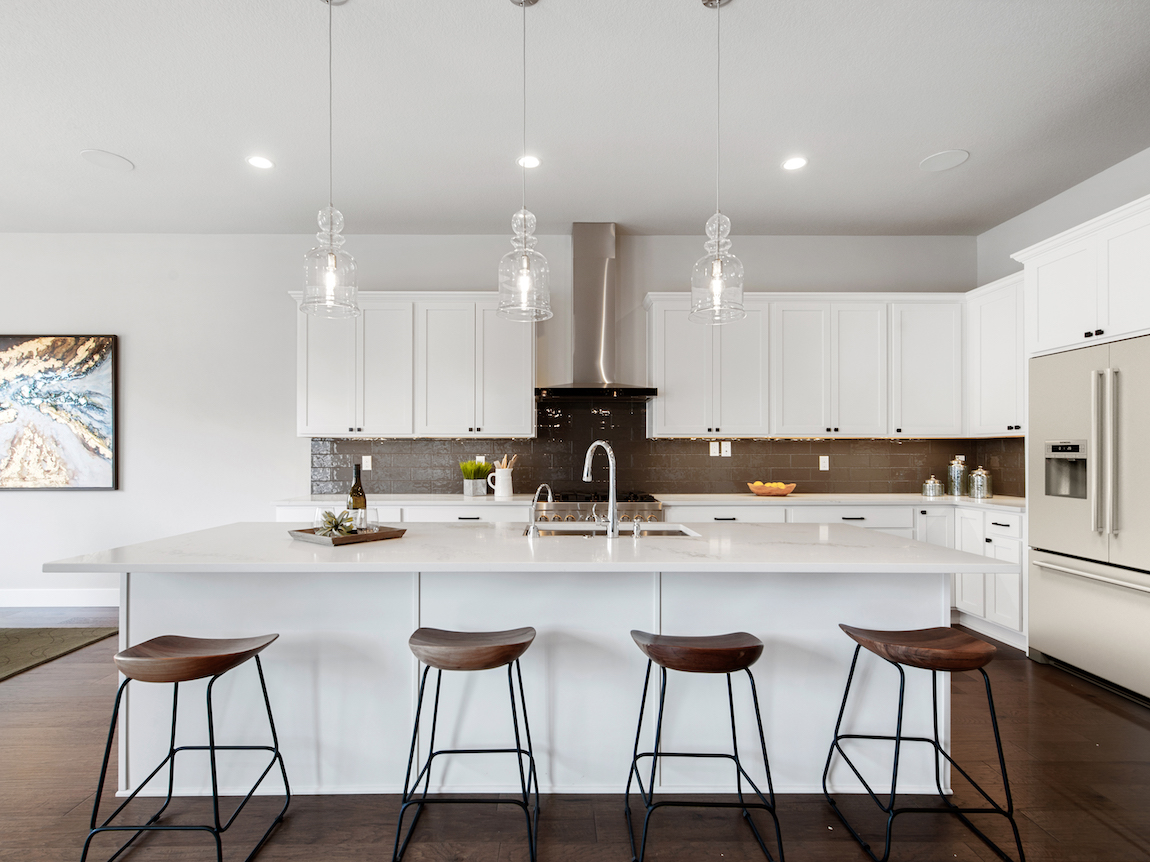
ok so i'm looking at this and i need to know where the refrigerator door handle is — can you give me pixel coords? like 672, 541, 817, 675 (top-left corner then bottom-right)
1106, 368, 1118, 536
1033, 560, 1150, 595
1091, 369, 1105, 533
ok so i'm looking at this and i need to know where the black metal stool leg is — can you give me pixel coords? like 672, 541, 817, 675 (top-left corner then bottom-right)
623, 659, 654, 861
507, 659, 539, 862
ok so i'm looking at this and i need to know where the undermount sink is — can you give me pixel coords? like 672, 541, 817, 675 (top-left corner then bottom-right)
524, 523, 700, 538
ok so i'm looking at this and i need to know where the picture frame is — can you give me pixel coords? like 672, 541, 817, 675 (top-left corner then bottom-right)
0, 335, 118, 490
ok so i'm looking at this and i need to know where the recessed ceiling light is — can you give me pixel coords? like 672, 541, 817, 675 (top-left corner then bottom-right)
782, 157, 807, 171
80, 149, 134, 172
919, 150, 970, 172
247, 156, 275, 169
517, 155, 541, 168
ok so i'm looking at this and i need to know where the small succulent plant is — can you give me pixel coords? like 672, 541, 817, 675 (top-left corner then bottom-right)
459, 460, 494, 480
316, 510, 356, 537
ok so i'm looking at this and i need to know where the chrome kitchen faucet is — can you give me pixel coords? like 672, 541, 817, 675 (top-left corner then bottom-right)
582, 440, 619, 538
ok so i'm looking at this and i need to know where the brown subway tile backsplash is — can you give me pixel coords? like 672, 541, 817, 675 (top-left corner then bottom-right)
311, 401, 1026, 498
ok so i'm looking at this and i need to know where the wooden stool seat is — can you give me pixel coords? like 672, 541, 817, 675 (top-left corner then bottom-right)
114, 634, 279, 683
631, 630, 763, 674
409, 627, 536, 671
839, 624, 996, 672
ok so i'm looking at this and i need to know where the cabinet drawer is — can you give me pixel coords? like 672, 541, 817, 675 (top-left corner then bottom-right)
401, 506, 531, 523
984, 512, 1022, 539
788, 506, 914, 529
664, 506, 787, 524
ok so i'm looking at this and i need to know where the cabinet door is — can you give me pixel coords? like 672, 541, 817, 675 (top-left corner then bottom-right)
475, 303, 535, 437
649, 305, 713, 436
1026, 240, 1098, 354
890, 303, 962, 436
966, 280, 1024, 436
414, 302, 476, 436
1103, 209, 1150, 340
953, 508, 986, 616
297, 313, 357, 436
361, 301, 414, 436
914, 507, 954, 548
713, 303, 769, 436
771, 302, 830, 435
831, 303, 887, 435
985, 537, 1022, 631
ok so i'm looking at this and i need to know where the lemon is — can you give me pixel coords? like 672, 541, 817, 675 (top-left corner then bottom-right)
753, 481, 764, 486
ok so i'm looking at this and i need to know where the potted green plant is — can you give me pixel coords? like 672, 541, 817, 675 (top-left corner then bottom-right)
459, 460, 494, 496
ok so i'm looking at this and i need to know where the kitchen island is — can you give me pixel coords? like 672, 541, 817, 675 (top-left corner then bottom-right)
44, 520, 1015, 798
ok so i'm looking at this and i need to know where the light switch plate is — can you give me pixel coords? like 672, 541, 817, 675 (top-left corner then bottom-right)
819, 455, 830, 471
361, 455, 372, 471
709, 441, 720, 456
721, 441, 732, 457
476, 455, 486, 463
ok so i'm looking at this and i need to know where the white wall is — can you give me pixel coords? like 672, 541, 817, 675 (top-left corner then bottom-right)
978, 144, 1150, 285
0, 232, 570, 605
615, 234, 976, 390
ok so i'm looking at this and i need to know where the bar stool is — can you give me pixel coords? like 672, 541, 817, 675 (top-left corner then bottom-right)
81, 634, 291, 862
822, 625, 1025, 862
624, 630, 784, 862
393, 626, 539, 862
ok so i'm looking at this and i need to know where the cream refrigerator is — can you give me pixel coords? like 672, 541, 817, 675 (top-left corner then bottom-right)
1028, 333, 1150, 697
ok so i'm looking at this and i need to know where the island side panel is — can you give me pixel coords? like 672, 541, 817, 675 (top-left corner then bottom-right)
418, 570, 656, 794
123, 570, 417, 795
659, 570, 951, 794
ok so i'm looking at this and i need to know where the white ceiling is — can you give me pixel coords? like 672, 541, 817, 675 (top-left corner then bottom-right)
4, 0, 1150, 236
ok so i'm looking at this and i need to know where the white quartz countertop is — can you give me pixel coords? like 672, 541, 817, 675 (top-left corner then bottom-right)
276, 492, 1025, 513
44, 520, 1017, 575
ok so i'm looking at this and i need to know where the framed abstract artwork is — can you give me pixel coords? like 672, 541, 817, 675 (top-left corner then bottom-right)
0, 336, 118, 490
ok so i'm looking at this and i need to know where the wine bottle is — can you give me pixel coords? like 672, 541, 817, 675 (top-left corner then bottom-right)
347, 463, 366, 510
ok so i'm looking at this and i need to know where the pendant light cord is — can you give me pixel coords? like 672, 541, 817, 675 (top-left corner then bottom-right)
328, 0, 334, 241
715, 0, 721, 216
521, 0, 527, 216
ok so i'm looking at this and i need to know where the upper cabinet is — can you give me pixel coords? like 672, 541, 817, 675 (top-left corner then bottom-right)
294, 292, 534, 439
770, 302, 887, 436
889, 302, 963, 437
965, 274, 1024, 437
1015, 193, 1150, 355
646, 296, 768, 438
294, 294, 413, 437
414, 300, 535, 438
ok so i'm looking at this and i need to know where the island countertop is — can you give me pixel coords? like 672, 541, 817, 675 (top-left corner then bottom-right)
43, 520, 1015, 575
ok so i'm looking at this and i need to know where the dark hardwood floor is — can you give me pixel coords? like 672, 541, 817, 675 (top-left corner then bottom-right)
4, 617, 1149, 861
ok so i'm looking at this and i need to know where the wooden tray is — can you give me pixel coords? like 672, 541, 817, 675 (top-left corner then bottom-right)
747, 483, 797, 497
289, 526, 406, 546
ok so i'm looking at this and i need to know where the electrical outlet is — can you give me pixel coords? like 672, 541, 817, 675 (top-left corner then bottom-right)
361, 455, 372, 471
721, 441, 732, 457
476, 455, 486, 463
819, 455, 830, 471
709, 441, 720, 456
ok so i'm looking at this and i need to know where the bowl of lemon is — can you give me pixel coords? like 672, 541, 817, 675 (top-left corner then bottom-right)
747, 481, 796, 497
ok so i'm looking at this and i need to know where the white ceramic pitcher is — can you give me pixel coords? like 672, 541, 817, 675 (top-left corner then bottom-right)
487, 468, 514, 497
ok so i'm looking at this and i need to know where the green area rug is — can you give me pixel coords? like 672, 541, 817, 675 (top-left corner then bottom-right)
0, 628, 118, 682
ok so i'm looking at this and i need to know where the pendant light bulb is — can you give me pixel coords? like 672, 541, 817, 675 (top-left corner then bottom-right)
301, 0, 359, 319
690, 0, 745, 325
497, 0, 553, 322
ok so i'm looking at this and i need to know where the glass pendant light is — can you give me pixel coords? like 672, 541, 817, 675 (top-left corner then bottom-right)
690, 0, 745, 325
301, 0, 359, 319
498, 0, 553, 322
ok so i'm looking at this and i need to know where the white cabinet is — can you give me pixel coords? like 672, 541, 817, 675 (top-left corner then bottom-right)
770, 302, 887, 437
413, 298, 534, 438
890, 302, 962, 436
646, 297, 768, 437
788, 505, 913, 536
294, 295, 413, 437
1016, 193, 1150, 354
965, 275, 1024, 437
401, 505, 531, 523
953, 508, 986, 616
952, 507, 1024, 633
662, 505, 786, 524
914, 507, 954, 548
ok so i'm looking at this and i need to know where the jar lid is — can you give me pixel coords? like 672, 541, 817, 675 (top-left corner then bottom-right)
971, 466, 989, 476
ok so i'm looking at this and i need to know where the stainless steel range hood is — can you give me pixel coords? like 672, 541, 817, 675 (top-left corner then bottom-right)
535, 222, 657, 401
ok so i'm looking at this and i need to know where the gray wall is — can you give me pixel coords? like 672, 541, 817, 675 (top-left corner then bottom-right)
977, 144, 1150, 285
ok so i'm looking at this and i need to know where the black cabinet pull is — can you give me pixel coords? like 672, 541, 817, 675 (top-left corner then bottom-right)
920, 510, 927, 515
991, 522, 1010, 528
985, 537, 993, 543
348, 427, 353, 432
714, 517, 737, 521
895, 428, 902, 433
826, 427, 831, 432
468, 427, 474, 432
707, 428, 713, 432
1085, 331, 1093, 338
834, 427, 839, 432
715, 427, 720, 432
457, 516, 481, 520
1095, 329, 1104, 336
476, 427, 481, 432
841, 516, 866, 521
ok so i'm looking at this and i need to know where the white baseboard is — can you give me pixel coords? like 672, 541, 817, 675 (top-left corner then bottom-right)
951, 610, 1027, 651
0, 588, 119, 607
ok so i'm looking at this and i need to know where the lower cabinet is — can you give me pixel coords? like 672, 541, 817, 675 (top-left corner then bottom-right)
662, 505, 786, 524
788, 505, 914, 535
952, 508, 1024, 634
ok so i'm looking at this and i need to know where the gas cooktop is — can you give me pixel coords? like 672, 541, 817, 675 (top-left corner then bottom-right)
533, 492, 663, 523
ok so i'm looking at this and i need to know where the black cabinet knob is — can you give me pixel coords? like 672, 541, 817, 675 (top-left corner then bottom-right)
707, 428, 713, 432
468, 427, 474, 432
1085, 331, 1093, 338
1095, 329, 1104, 336
826, 427, 831, 432
476, 427, 481, 432
715, 427, 720, 432
348, 427, 353, 432
985, 537, 993, 543
896, 428, 902, 433
834, 427, 839, 432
